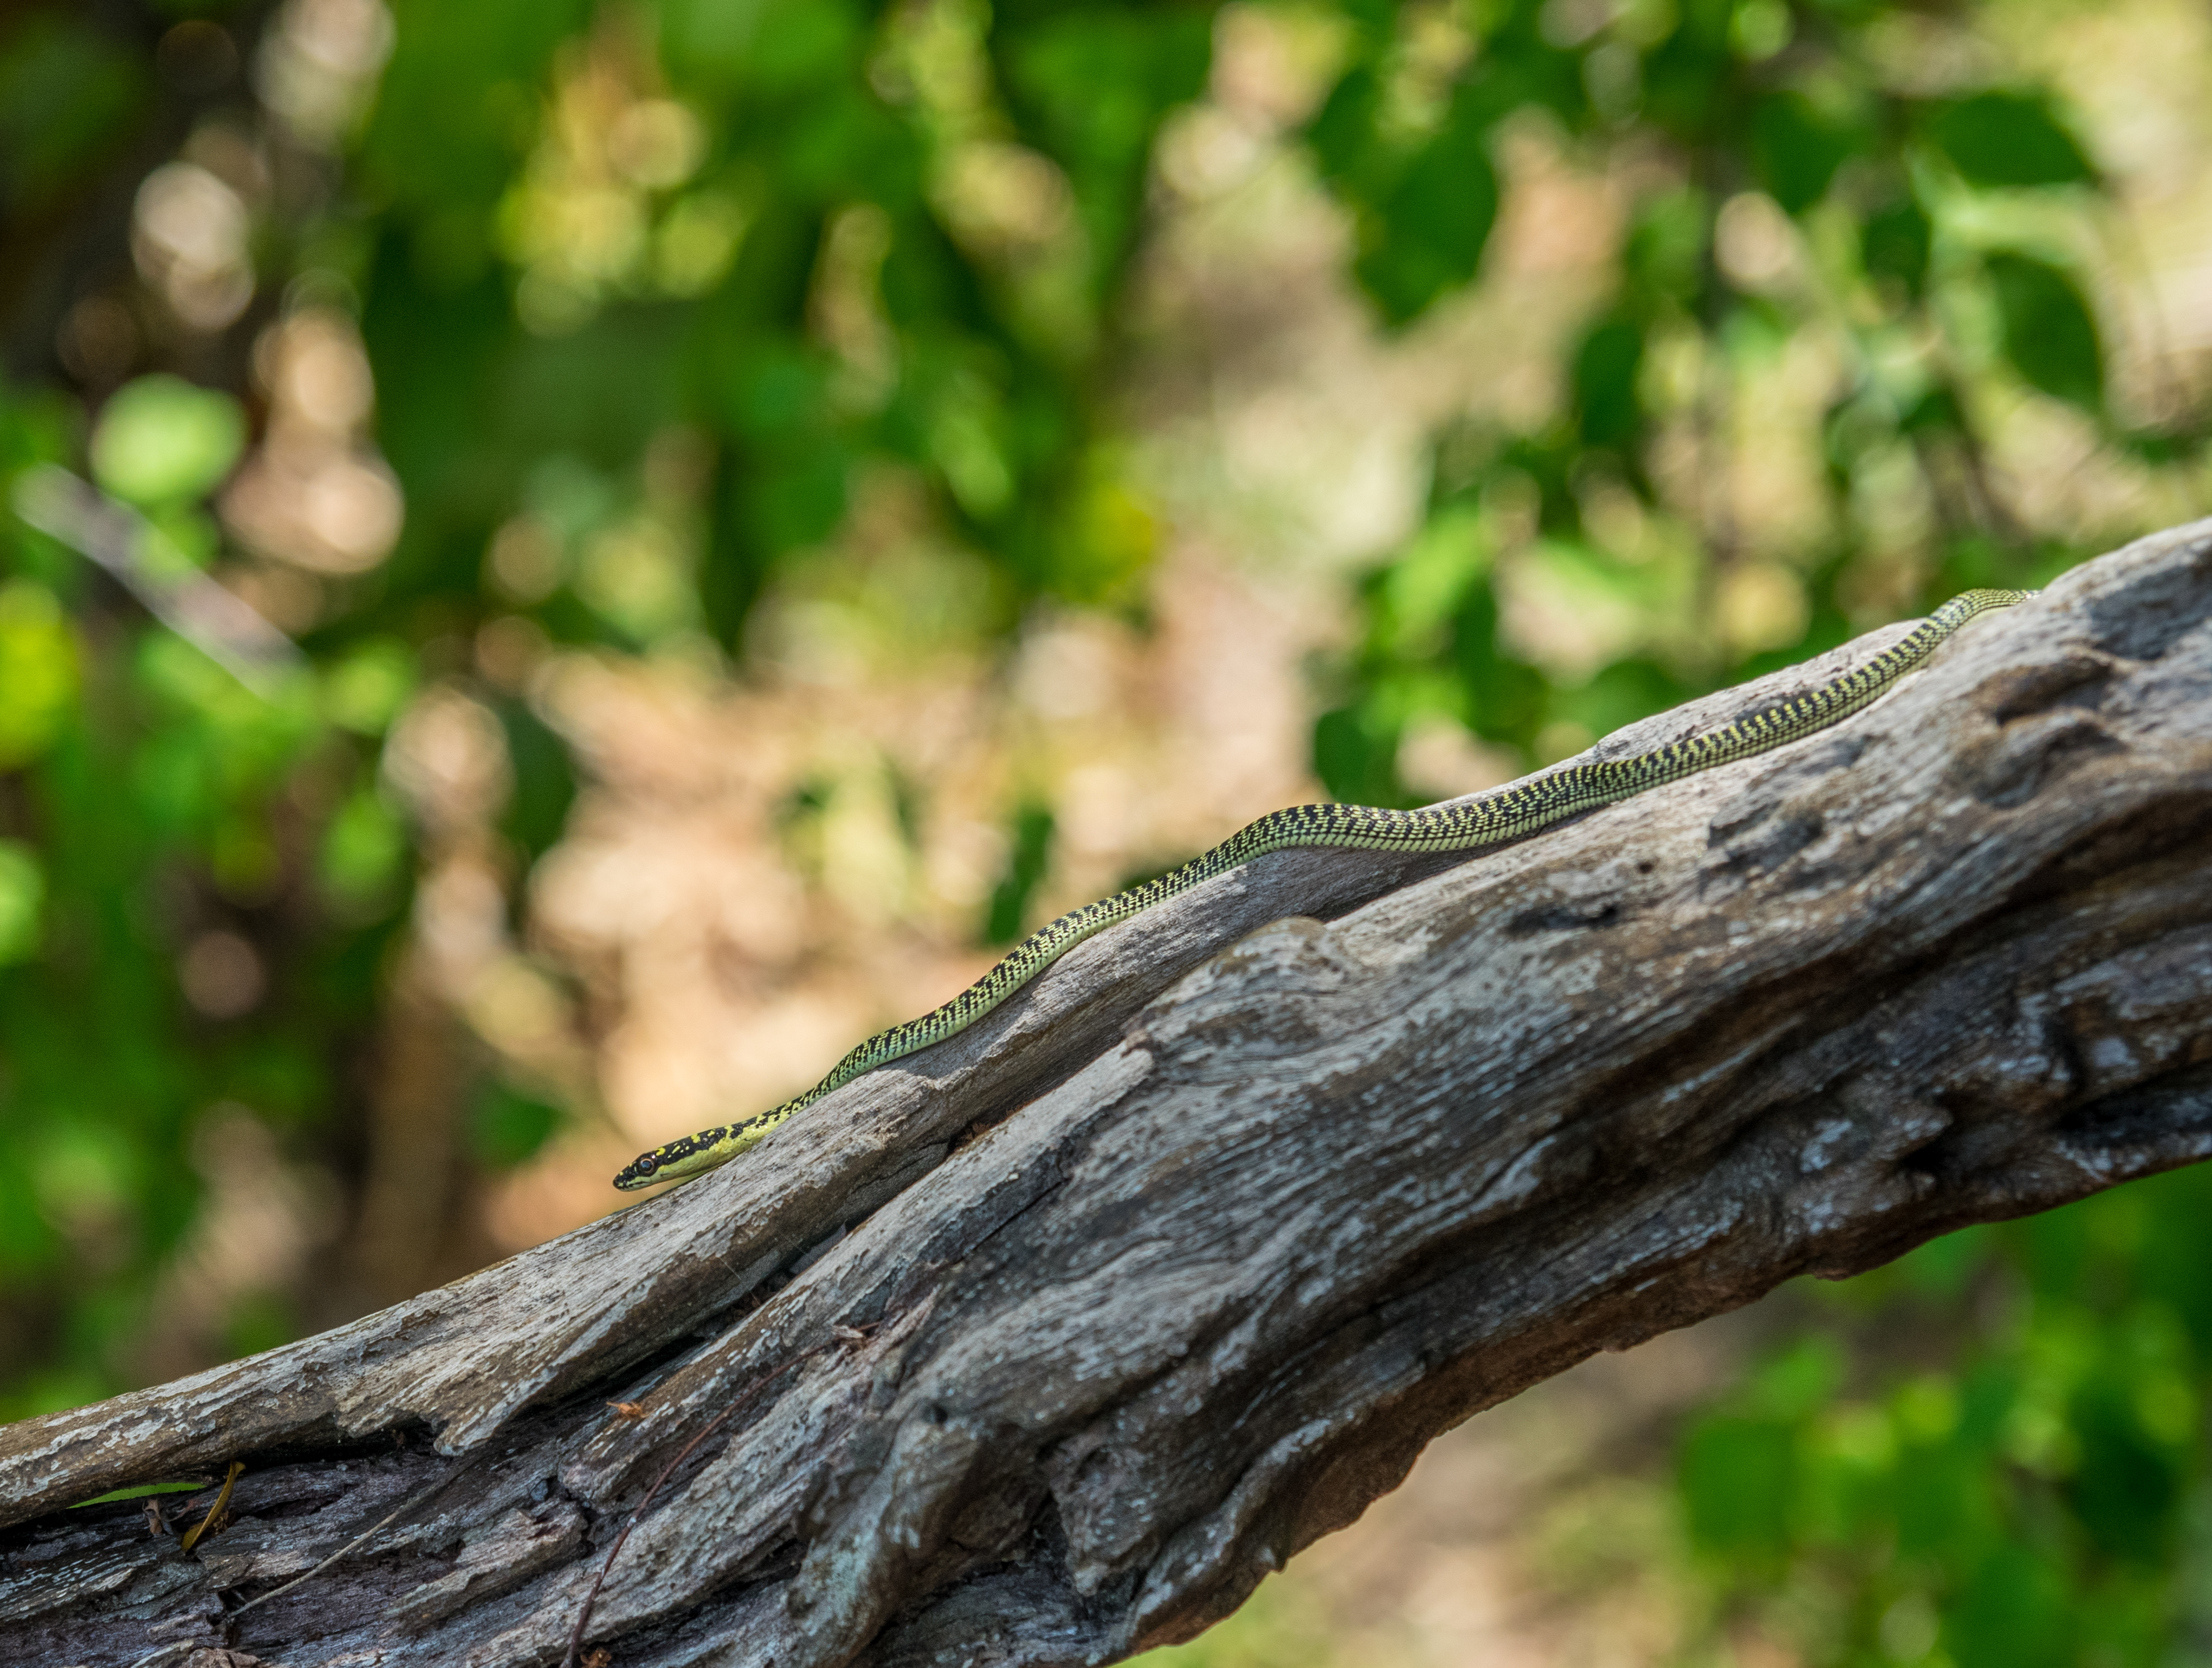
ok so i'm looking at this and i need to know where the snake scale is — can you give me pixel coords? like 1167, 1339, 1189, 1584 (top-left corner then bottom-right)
614, 587, 2032, 1190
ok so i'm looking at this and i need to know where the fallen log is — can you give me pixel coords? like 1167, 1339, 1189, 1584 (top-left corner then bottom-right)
5, 519, 2211, 1668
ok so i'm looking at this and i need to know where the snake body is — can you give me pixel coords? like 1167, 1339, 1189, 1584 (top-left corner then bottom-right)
614, 588, 2032, 1190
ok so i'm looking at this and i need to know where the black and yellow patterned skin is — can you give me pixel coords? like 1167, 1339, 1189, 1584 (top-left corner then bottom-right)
614, 588, 2032, 1190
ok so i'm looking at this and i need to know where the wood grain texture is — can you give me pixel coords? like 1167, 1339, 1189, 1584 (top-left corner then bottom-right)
6, 519, 2211, 1667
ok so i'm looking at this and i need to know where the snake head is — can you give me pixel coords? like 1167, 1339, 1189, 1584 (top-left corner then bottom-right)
612, 1132, 721, 1190
612, 1147, 674, 1190
612, 1118, 776, 1190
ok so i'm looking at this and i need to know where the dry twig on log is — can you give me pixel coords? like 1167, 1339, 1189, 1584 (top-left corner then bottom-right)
5, 521, 2211, 1668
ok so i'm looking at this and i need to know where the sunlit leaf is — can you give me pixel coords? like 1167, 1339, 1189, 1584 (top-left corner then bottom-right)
323, 639, 418, 735
0, 579, 78, 767
88, 376, 246, 507
320, 788, 407, 906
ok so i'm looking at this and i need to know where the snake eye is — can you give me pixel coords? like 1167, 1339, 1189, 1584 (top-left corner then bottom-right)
635, 1154, 658, 1175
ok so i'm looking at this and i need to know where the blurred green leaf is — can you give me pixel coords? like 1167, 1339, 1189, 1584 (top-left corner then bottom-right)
323, 640, 419, 736
1451, 580, 1547, 753
985, 801, 1056, 944
1680, 1413, 1795, 1560
664, 0, 863, 91
2065, 1375, 2188, 1566
469, 1081, 562, 1168
88, 378, 247, 507
1572, 316, 1646, 449
1747, 1333, 1845, 1420
497, 700, 577, 861
1985, 251, 2104, 411
0, 12, 145, 212
1554, 656, 1688, 741
1861, 195, 1932, 294
224, 1293, 297, 1363
1641, 5, 1734, 140
998, 3, 1214, 283
1355, 91, 1501, 325
1930, 92, 2096, 190
0, 578, 78, 767
320, 788, 407, 908
1042, 459, 1157, 607
1312, 702, 1405, 807
1306, 63, 1381, 193
1751, 93, 1854, 215
1622, 187, 1708, 303
0, 838, 45, 965
362, 0, 589, 232
1898, 384, 1966, 438
1945, 1544, 2073, 1668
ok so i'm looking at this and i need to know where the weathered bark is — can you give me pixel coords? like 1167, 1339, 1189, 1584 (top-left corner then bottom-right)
6, 521, 2212, 1668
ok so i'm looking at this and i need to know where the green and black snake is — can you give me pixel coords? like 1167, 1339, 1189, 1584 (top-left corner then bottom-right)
614, 588, 2032, 1190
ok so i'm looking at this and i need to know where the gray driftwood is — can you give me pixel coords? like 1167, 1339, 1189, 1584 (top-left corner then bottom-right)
6, 521, 2212, 1668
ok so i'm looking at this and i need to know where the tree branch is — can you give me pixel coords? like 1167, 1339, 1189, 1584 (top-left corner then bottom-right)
7, 520, 2212, 1668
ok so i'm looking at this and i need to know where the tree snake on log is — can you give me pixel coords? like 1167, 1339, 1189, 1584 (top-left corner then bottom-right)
614, 588, 2032, 1190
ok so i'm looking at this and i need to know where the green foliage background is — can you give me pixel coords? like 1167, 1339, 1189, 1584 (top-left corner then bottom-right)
3, 0, 2210, 1659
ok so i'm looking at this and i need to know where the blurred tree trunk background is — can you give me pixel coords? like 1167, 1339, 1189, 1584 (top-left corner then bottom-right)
3, 0, 2212, 1660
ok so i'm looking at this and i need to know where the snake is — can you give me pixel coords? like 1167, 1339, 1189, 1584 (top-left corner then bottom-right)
614, 588, 2032, 1190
